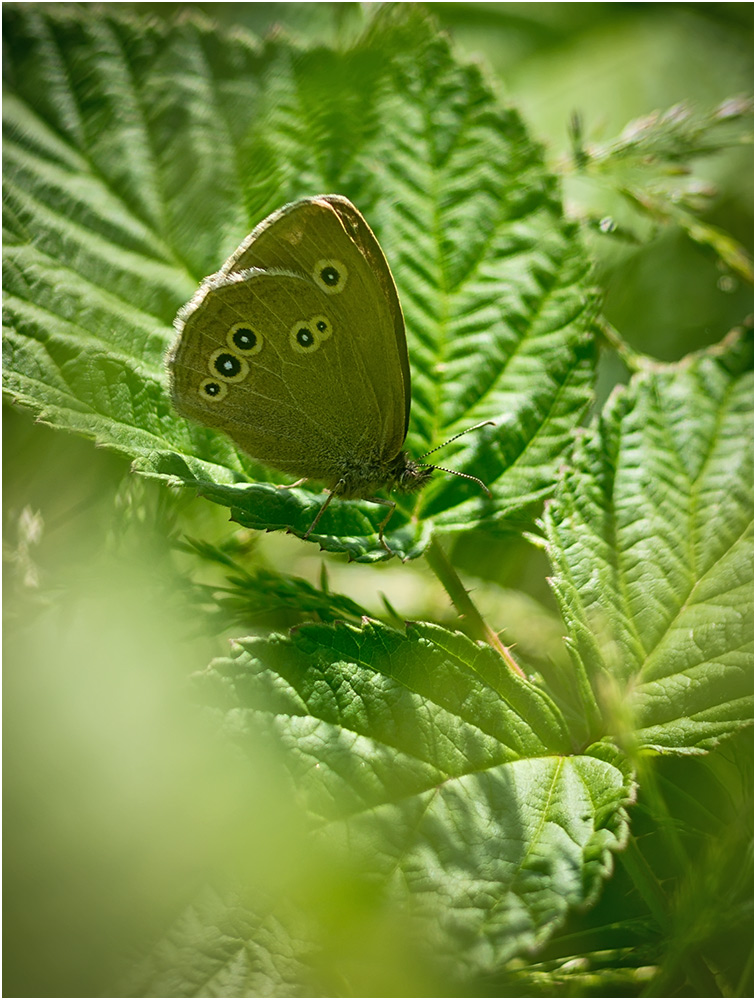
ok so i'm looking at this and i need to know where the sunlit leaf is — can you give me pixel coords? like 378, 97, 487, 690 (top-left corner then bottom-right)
545, 332, 754, 751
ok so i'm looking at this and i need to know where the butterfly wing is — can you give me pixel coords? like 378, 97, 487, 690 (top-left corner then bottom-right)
323, 196, 411, 438
169, 267, 403, 488
225, 196, 411, 438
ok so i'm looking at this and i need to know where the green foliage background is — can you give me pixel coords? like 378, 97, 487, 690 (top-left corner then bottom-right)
3, 3, 753, 997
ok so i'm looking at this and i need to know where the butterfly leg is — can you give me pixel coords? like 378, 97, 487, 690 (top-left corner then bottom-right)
303, 491, 397, 555
303, 488, 337, 540
276, 478, 308, 490
366, 497, 397, 554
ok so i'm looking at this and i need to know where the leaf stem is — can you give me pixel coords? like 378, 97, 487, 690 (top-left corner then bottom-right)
425, 535, 525, 677
594, 315, 649, 373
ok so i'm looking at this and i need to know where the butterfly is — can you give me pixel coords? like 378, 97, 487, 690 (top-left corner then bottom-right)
168, 195, 490, 552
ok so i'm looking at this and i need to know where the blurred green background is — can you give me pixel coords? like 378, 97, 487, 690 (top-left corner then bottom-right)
4, 3, 752, 995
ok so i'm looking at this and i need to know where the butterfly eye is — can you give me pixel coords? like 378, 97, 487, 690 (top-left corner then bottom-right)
289, 315, 333, 354
199, 378, 228, 402
313, 258, 348, 294
227, 324, 263, 355
208, 349, 249, 383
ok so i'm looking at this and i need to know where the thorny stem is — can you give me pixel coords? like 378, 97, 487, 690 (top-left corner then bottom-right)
425, 535, 525, 677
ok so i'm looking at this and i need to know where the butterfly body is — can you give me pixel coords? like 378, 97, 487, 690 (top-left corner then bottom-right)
168, 195, 432, 540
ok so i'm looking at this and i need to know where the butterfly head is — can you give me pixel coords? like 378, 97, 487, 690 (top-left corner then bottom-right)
394, 455, 435, 494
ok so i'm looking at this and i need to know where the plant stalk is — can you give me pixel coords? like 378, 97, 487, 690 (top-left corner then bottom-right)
425, 535, 525, 677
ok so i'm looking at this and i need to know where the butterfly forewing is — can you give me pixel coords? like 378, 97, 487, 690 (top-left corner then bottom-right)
323, 197, 411, 436
226, 197, 410, 431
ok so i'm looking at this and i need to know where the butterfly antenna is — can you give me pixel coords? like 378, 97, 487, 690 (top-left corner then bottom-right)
419, 464, 493, 499
419, 420, 495, 460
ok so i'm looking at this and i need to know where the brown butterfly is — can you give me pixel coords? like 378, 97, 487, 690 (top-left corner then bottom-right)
168, 195, 490, 551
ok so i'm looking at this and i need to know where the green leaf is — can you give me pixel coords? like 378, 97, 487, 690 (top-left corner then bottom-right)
3, 3, 594, 561
188, 619, 633, 978
180, 537, 370, 627
545, 331, 754, 752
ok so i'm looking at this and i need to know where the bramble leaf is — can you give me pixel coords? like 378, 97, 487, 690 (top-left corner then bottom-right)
133, 618, 631, 988
545, 332, 754, 751
3, 3, 594, 561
